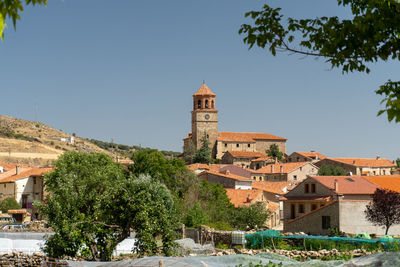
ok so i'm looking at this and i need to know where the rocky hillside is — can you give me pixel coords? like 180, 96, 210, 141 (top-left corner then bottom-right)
0, 115, 114, 166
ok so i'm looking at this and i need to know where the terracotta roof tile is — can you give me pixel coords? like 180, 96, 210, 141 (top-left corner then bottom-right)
252, 162, 310, 174
217, 132, 286, 142
226, 151, 268, 158
187, 163, 211, 171
0, 167, 53, 183
252, 181, 293, 194
267, 202, 280, 212
251, 157, 275, 162
328, 158, 396, 168
365, 175, 400, 193
225, 189, 263, 207
310, 175, 379, 195
295, 151, 327, 160
193, 83, 216, 96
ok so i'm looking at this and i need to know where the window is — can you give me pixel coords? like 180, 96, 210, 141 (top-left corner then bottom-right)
298, 204, 305, 213
197, 100, 201, 108
311, 204, 317, 211
300, 167, 303, 171
248, 144, 250, 148
293, 175, 297, 181
211, 100, 214, 108
304, 184, 310, 193
3, 184, 5, 188
206, 134, 209, 139
322, 216, 331, 229
311, 183, 316, 193
236, 144, 239, 148
33, 177, 36, 185
205, 100, 209, 108
224, 143, 227, 148
290, 204, 295, 219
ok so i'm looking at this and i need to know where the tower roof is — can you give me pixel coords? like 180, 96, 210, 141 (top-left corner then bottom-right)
193, 83, 216, 96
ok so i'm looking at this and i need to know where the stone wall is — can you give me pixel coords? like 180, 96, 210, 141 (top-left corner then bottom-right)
183, 226, 234, 246
0, 252, 67, 266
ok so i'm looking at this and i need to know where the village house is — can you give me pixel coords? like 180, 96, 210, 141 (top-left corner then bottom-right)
287, 151, 327, 163
315, 157, 396, 176
0, 163, 53, 221
183, 83, 287, 159
250, 162, 319, 182
365, 175, 400, 193
282, 175, 400, 236
250, 157, 277, 170
221, 151, 268, 168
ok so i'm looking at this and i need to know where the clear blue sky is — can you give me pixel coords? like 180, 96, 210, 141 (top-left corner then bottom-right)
0, 0, 399, 160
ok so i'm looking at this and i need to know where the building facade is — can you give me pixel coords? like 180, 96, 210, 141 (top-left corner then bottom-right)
183, 84, 287, 159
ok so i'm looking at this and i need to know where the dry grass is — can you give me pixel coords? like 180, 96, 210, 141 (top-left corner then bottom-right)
0, 115, 115, 165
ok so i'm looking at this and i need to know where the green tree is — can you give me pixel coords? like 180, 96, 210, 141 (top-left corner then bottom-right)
318, 165, 347, 176
0, 0, 47, 40
396, 158, 400, 168
184, 203, 209, 228
0, 197, 20, 213
183, 139, 196, 164
193, 132, 211, 164
232, 202, 270, 230
36, 151, 178, 260
266, 144, 283, 162
239, 1, 400, 123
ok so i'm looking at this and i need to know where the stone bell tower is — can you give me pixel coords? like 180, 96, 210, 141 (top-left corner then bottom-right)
191, 83, 218, 151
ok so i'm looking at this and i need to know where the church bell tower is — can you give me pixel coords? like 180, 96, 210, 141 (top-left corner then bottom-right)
191, 83, 218, 151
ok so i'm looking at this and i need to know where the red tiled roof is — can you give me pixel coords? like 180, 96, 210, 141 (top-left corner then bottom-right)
268, 202, 280, 212
225, 189, 263, 207
187, 163, 211, 171
310, 175, 379, 195
365, 175, 400, 193
251, 157, 274, 162
0, 167, 53, 183
252, 181, 292, 194
217, 132, 286, 142
295, 151, 327, 160
7, 209, 28, 214
253, 162, 309, 174
193, 83, 216, 96
328, 158, 396, 168
226, 151, 267, 158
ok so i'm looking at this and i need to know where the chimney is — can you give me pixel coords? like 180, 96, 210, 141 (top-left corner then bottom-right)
270, 165, 274, 172
353, 160, 356, 165
376, 155, 380, 160
311, 150, 315, 152
225, 170, 230, 175
275, 157, 278, 164
280, 166, 283, 173
16, 166, 20, 175
334, 179, 339, 193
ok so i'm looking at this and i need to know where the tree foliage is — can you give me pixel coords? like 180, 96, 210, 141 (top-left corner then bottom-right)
0, 197, 20, 213
193, 132, 212, 164
183, 139, 196, 164
266, 144, 283, 161
36, 151, 177, 261
239, 0, 400, 122
365, 188, 400, 235
396, 158, 400, 168
232, 202, 270, 230
0, 0, 47, 40
317, 165, 347, 176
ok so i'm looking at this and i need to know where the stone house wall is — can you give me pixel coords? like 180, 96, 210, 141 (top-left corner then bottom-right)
284, 201, 340, 235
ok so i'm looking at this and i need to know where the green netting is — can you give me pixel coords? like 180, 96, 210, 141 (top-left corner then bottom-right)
245, 231, 399, 250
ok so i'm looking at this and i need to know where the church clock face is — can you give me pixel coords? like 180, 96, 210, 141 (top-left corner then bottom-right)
204, 114, 210, 120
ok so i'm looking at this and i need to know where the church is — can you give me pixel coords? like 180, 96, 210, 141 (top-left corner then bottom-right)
183, 83, 287, 159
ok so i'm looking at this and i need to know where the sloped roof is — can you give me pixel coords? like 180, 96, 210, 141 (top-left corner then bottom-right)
225, 189, 263, 207
252, 181, 293, 194
200, 170, 253, 181
187, 163, 211, 171
328, 158, 396, 168
267, 202, 280, 212
225, 151, 267, 158
294, 151, 327, 160
0, 166, 53, 183
219, 165, 252, 178
365, 175, 400, 193
193, 83, 216, 96
251, 157, 275, 162
310, 175, 379, 195
253, 162, 310, 174
217, 132, 286, 142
